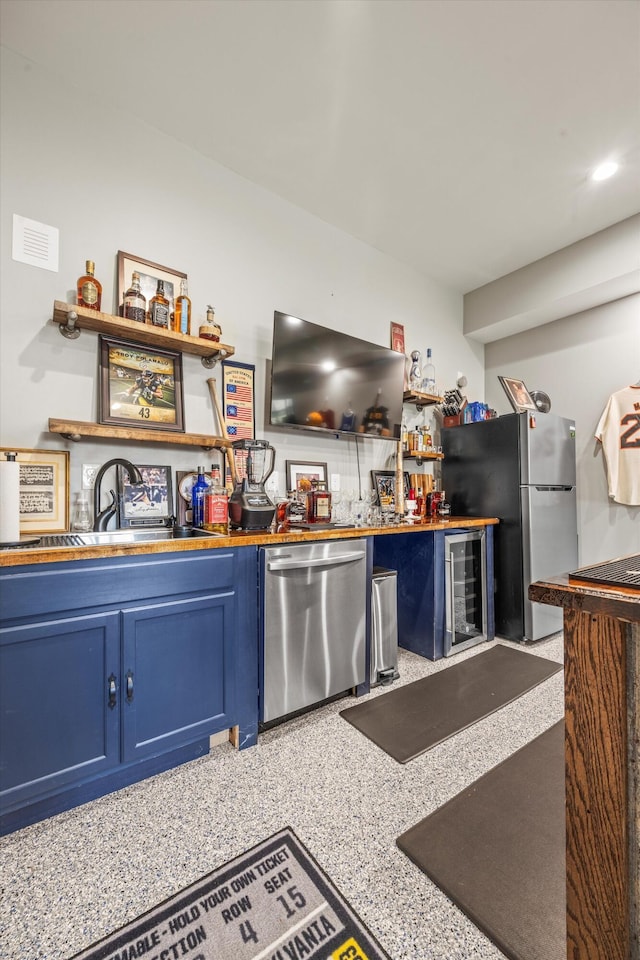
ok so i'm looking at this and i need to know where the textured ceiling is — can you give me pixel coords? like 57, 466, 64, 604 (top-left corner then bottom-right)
1, 0, 639, 292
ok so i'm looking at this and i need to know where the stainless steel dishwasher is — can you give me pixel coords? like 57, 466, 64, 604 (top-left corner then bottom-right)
261, 540, 367, 723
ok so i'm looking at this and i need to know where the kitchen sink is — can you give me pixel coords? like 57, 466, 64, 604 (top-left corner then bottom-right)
7, 528, 225, 549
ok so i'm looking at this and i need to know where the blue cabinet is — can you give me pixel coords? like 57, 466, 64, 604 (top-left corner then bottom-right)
0, 546, 258, 834
373, 525, 494, 660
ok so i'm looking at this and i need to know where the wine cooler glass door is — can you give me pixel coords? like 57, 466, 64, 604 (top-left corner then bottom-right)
444, 530, 487, 656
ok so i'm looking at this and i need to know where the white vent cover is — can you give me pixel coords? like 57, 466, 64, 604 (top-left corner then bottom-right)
12, 214, 59, 272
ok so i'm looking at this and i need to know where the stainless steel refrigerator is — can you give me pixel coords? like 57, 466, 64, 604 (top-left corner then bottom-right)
442, 411, 578, 642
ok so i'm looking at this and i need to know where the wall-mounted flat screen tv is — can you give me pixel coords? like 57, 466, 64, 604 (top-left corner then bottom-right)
269, 310, 405, 440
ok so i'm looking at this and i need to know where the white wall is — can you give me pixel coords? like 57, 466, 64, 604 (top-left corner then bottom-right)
0, 47, 483, 514
484, 294, 640, 565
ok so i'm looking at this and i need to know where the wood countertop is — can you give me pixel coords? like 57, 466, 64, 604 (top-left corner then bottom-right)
0, 516, 498, 567
529, 570, 640, 623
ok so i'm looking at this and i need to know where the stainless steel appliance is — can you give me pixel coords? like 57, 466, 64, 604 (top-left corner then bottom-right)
228, 439, 276, 530
371, 567, 399, 684
261, 540, 367, 722
442, 411, 578, 642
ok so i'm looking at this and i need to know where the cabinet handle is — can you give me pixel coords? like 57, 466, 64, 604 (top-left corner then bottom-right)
126, 670, 134, 703
108, 673, 117, 709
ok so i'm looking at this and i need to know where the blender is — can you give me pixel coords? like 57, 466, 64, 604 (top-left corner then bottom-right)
228, 439, 276, 530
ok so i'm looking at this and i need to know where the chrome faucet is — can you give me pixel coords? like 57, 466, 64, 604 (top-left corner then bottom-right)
93, 458, 143, 531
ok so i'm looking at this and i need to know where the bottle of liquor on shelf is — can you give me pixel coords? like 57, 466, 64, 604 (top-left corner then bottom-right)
122, 271, 146, 323
191, 467, 209, 528
149, 279, 170, 328
76, 260, 102, 311
422, 348, 436, 395
173, 278, 191, 335
199, 305, 221, 342
203, 465, 228, 534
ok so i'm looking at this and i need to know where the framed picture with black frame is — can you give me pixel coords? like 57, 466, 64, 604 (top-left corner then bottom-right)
498, 375, 537, 413
370, 469, 411, 510
117, 463, 173, 528
98, 335, 185, 432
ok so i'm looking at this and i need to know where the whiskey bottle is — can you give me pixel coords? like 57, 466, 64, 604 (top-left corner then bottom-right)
77, 260, 102, 311
199, 305, 221, 342
203, 466, 228, 534
122, 271, 146, 323
173, 278, 191, 335
149, 279, 170, 328
306, 480, 332, 524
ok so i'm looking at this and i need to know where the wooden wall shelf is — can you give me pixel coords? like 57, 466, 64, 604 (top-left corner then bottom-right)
403, 390, 443, 407
48, 419, 230, 451
403, 450, 444, 461
52, 301, 235, 366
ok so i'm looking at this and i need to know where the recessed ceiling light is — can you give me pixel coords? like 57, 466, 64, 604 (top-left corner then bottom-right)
591, 161, 619, 181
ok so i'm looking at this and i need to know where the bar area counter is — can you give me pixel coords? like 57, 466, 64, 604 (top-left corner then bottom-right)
529, 559, 640, 960
0, 516, 498, 567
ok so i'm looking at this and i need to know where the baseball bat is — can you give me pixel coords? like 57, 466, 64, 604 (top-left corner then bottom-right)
207, 377, 237, 486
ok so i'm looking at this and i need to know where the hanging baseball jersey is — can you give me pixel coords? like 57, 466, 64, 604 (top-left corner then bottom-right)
595, 385, 640, 505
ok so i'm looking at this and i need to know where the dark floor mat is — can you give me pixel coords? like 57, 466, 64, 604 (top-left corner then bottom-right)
397, 721, 566, 960
340, 644, 562, 763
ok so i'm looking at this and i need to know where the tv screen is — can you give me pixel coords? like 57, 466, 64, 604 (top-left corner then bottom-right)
269, 311, 405, 440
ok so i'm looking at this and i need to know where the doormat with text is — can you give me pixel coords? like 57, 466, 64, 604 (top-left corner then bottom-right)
70, 826, 390, 960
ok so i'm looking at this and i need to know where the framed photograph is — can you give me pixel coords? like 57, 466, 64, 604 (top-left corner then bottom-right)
117, 464, 173, 528
498, 376, 538, 413
99, 335, 185, 431
117, 251, 186, 317
1, 447, 69, 533
286, 460, 328, 495
390, 321, 406, 355
371, 469, 411, 510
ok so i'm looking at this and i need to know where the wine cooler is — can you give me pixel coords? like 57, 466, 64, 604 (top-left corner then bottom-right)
444, 529, 488, 656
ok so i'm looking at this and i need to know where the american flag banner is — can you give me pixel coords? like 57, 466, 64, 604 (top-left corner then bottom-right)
222, 360, 255, 482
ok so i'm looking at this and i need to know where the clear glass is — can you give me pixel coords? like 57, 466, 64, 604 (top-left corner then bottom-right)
72, 493, 92, 532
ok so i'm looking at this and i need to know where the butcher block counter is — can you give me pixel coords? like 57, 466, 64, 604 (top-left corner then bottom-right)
529, 560, 640, 960
0, 516, 498, 567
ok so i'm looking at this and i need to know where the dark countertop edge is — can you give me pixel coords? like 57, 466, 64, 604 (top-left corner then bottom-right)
529, 574, 640, 624
0, 517, 499, 568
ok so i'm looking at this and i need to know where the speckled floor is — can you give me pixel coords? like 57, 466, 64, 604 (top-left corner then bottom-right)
1, 635, 564, 960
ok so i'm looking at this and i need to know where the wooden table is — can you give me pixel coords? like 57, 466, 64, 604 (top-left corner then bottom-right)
529, 568, 639, 960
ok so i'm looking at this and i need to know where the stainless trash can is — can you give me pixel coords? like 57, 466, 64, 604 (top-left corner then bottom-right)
371, 566, 399, 685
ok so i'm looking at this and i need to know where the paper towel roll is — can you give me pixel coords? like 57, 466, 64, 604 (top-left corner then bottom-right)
0, 454, 21, 543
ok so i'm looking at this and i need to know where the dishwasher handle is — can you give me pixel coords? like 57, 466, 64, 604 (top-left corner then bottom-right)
267, 551, 364, 571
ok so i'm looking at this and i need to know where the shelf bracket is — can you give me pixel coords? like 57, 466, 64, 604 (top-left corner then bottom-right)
62, 432, 82, 442
58, 310, 81, 340
201, 348, 228, 369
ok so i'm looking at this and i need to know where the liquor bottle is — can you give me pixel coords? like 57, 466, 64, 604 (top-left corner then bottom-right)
306, 480, 332, 524
173, 278, 191, 335
122, 271, 146, 323
199, 305, 221, 342
191, 467, 209, 528
422, 348, 436, 395
149, 279, 170, 328
77, 260, 102, 311
203, 466, 228, 534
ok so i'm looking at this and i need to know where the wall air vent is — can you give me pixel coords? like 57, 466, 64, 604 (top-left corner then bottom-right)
12, 214, 59, 272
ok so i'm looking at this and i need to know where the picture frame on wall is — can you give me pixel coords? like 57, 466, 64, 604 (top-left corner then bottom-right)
116, 251, 186, 319
0, 447, 69, 533
286, 460, 328, 495
98, 335, 185, 432
370, 469, 411, 510
117, 464, 173, 528
498, 375, 537, 413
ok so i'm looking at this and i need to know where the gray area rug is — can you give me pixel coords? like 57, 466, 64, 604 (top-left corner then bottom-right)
70, 826, 390, 960
397, 721, 566, 960
340, 644, 562, 763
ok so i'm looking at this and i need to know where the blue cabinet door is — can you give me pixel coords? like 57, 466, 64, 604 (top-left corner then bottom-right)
0, 612, 120, 814
121, 592, 235, 762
